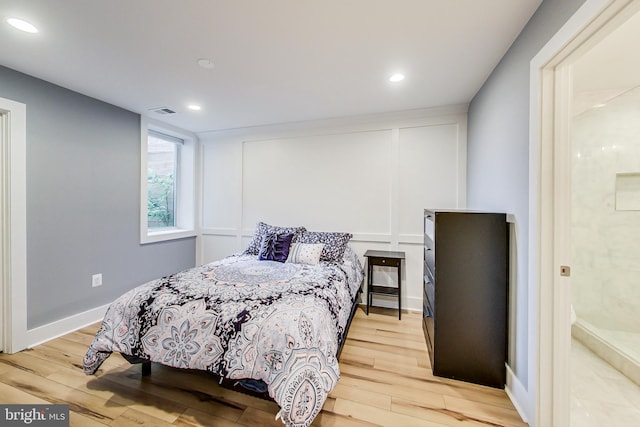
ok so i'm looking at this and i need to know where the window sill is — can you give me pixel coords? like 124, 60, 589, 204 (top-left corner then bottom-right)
141, 228, 196, 244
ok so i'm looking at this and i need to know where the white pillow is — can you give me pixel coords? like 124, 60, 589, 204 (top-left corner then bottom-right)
286, 243, 324, 265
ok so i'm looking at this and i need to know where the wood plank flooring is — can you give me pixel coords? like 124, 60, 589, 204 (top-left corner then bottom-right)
0, 307, 527, 426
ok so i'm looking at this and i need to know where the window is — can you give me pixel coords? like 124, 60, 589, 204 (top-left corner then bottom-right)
140, 118, 196, 244
147, 131, 179, 229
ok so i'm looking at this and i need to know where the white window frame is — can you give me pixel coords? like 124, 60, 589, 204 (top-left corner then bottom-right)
140, 117, 197, 244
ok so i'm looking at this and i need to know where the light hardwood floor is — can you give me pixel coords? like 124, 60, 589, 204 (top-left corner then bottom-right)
0, 307, 527, 426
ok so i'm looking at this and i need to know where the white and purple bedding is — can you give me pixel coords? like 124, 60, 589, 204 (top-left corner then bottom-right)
83, 246, 363, 427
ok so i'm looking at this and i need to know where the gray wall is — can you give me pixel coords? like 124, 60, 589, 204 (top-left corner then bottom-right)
0, 65, 196, 329
466, 0, 586, 389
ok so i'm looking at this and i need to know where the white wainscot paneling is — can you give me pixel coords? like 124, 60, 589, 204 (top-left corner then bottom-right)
242, 130, 392, 234
240, 234, 254, 252
399, 242, 424, 311
198, 108, 467, 315
202, 141, 242, 230
201, 235, 240, 264
398, 124, 461, 237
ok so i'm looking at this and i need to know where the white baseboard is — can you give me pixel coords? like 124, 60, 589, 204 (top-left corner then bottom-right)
23, 303, 110, 350
505, 364, 531, 425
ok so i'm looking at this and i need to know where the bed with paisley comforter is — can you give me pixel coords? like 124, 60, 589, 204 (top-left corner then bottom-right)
83, 241, 363, 427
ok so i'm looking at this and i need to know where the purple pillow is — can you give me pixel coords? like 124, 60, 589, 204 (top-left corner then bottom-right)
258, 232, 294, 263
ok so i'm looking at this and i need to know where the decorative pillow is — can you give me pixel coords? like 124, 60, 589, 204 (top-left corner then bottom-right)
258, 232, 294, 263
296, 231, 353, 262
244, 222, 306, 255
286, 243, 324, 265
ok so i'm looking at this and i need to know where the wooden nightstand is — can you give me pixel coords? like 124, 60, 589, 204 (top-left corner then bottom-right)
364, 250, 405, 320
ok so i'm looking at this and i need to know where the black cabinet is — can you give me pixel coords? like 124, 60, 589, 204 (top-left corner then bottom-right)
423, 209, 508, 388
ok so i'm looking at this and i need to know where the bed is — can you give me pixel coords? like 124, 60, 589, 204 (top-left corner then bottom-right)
83, 223, 364, 427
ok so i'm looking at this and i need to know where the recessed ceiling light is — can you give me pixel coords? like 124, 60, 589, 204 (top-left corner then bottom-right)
389, 73, 405, 83
187, 104, 201, 111
7, 18, 38, 33
592, 103, 607, 108
197, 58, 215, 69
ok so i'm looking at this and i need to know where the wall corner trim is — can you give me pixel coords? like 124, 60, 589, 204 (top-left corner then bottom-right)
0, 96, 27, 354
505, 364, 531, 424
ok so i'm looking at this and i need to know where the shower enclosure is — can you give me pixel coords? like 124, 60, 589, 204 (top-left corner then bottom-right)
571, 86, 640, 385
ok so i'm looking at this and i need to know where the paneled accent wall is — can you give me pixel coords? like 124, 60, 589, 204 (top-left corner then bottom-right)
198, 106, 467, 311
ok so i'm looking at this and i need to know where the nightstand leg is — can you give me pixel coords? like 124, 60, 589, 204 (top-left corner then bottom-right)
366, 262, 372, 315
398, 263, 402, 320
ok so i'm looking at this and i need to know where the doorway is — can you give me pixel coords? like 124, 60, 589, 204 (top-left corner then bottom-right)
532, 0, 640, 425
569, 10, 640, 424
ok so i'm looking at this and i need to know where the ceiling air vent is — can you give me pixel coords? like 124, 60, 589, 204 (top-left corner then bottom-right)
149, 107, 176, 115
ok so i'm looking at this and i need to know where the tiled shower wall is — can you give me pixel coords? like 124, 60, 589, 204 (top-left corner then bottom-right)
571, 87, 640, 333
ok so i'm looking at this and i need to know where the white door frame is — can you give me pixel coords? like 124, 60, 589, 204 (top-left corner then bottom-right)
0, 111, 4, 352
530, 0, 640, 425
0, 97, 28, 354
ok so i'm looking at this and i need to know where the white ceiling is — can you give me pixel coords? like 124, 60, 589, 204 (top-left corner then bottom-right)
0, 0, 541, 133
573, 8, 640, 115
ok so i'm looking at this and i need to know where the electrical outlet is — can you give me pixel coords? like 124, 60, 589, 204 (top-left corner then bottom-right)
92, 273, 102, 287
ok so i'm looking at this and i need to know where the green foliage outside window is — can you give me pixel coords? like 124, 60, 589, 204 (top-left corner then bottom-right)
147, 168, 175, 228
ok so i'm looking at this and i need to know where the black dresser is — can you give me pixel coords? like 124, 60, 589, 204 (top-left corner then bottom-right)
423, 209, 508, 388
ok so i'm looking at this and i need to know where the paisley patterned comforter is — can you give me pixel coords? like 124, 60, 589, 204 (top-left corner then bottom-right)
83, 247, 363, 427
